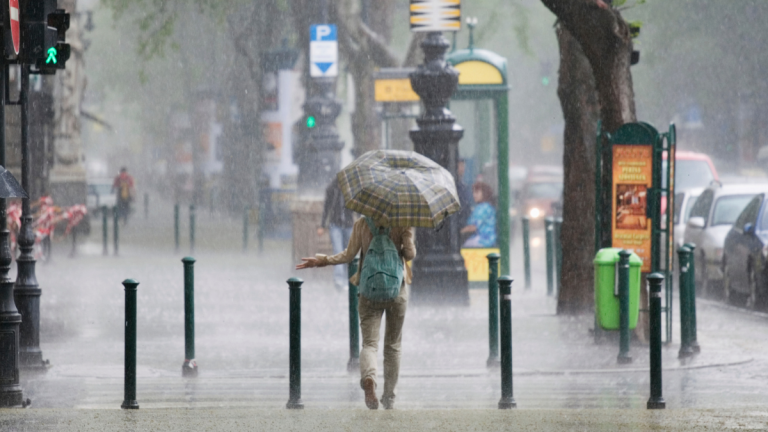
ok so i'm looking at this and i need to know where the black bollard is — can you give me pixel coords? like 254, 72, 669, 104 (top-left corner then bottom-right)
113, 206, 119, 256
121, 279, 139, 409
677, 246, 694, 358
617, 250, 632, 364
521, 216, 531, 290
487, 253, 500, 368
544, 217, 554, 296
182, 257, 198, 377
174, 203, 180, 253
286, 277, 304, 409
497, 276, 517, 409
647, 273, 666, 410
102, 205, 108, 256
347, 258, 360, 371
683, 243, 700, 354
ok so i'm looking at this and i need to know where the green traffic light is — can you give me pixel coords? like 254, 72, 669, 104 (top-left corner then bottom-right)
306, 116, 316, 128
46, 47, 57, 65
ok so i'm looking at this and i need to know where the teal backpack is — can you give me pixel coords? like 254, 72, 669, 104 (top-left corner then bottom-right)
359, 217, 404, 301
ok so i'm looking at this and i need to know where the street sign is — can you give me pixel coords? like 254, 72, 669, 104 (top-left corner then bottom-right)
410, 0, 461, 32
9, 0, 19, 55
309, 24, 337, 78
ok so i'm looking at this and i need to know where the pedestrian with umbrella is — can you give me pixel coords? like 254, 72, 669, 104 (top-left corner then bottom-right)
296, 150, 461, 410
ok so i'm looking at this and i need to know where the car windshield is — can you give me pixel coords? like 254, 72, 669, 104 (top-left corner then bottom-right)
527, 182, 562, 199
663, 160, 715, 190
711, 195, 755, 226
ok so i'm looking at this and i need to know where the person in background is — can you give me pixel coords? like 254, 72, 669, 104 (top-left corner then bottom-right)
112, 167, 135, 225
461, 181, 497, 248
318, 180, 356, 291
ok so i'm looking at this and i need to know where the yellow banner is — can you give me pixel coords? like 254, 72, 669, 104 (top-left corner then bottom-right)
461, 248, 500, 282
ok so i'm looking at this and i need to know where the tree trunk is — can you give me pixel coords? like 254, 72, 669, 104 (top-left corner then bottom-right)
541, 0, 637, 314
555, 25, 600, 314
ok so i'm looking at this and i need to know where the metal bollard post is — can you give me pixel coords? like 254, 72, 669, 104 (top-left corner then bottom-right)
677, 246, 694, 358
102, 205, 108, 256
647, 273, 666, 410
554, 217, 563, 295
683, 243, 700, 353
182, 257, 198, 377
617, 250, 632, 364
189, 205, 196, 254
521, 217, 531, 290
544, 217, 554, 296
347, 257, 360, 372
487, 253, 500, 367
497, 276, 516, 409
243, 207, 249, 253
286, 277, 304, 409
121, 279, 139, 409
113, 206, 119, 256
174, 203, 180, 253
258, 197, 265, 253
144, 193, 148, 220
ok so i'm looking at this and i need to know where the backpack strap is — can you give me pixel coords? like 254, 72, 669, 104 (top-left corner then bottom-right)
365, 217, 390, 236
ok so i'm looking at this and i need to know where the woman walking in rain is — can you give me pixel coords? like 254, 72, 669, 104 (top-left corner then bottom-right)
296, 216, 415, 410
295, 150, 460, 410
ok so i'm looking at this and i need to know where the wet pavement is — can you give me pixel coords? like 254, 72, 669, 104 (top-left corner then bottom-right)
2, 198, 768, 429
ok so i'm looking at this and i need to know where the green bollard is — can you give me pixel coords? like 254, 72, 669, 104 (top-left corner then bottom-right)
683, 243, 700, 353
617, 250, 633, 364
101, 206, 108, 256
647, 273, 666, 410
286, 277, 304, 409
487, 253, 500, 368
189, 205, 196, 254
545, 217, 554, 296
182, 257, 198, 377
347, 257, 360, 372
113, 206, 119, 256
554, 217, 563, 295
677, 246, 694, 358
522, 217, 531, 290
121, 279, 139, 409
174, 203, 180, 253
497, 276, 516, 409
243, 207, 249, 253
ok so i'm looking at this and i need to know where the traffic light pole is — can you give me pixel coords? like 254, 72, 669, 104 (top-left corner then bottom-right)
15, 63, 47, 371
0, 58, 24, 406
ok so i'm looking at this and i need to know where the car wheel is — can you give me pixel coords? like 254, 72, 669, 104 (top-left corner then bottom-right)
723, 262, 733, 305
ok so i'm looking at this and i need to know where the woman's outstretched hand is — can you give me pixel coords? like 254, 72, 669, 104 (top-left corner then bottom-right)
296, 257, 322, 270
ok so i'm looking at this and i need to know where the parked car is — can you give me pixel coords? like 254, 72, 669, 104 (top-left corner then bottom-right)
673, 187, 704, 250
86, 179, 117, 211
663, 150, 719, 192
723, 192, 768, 308
684, 183, 768, 296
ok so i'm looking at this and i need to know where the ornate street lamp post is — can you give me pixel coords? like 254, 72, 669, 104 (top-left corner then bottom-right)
409, 32, 469, 305
15, 64, 47, 371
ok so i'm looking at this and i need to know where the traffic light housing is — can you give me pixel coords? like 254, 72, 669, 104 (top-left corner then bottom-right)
20, 0, 69, 73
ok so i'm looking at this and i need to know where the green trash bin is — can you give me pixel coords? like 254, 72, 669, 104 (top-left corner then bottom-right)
594, 248, 642, 330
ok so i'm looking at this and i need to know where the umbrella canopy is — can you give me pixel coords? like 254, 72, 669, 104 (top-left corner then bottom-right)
337, 150, 460, 228
0, 166, 26, 198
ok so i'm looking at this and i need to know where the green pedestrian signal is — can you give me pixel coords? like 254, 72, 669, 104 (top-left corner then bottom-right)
46, 47, 58, 64
306, 116, 316, 128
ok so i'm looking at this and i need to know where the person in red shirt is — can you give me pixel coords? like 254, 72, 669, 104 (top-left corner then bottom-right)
112, 167, 135, 225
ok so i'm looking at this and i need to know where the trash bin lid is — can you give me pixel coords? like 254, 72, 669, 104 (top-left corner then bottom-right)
593, 247, 643, 266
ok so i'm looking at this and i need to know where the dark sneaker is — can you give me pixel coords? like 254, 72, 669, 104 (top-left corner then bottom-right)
363, 377, 378, 410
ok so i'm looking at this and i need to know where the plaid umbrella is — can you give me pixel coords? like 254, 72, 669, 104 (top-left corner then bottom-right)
337, 150, 460, 228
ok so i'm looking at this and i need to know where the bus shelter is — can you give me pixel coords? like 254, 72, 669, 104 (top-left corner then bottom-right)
446, 46, 511, 277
